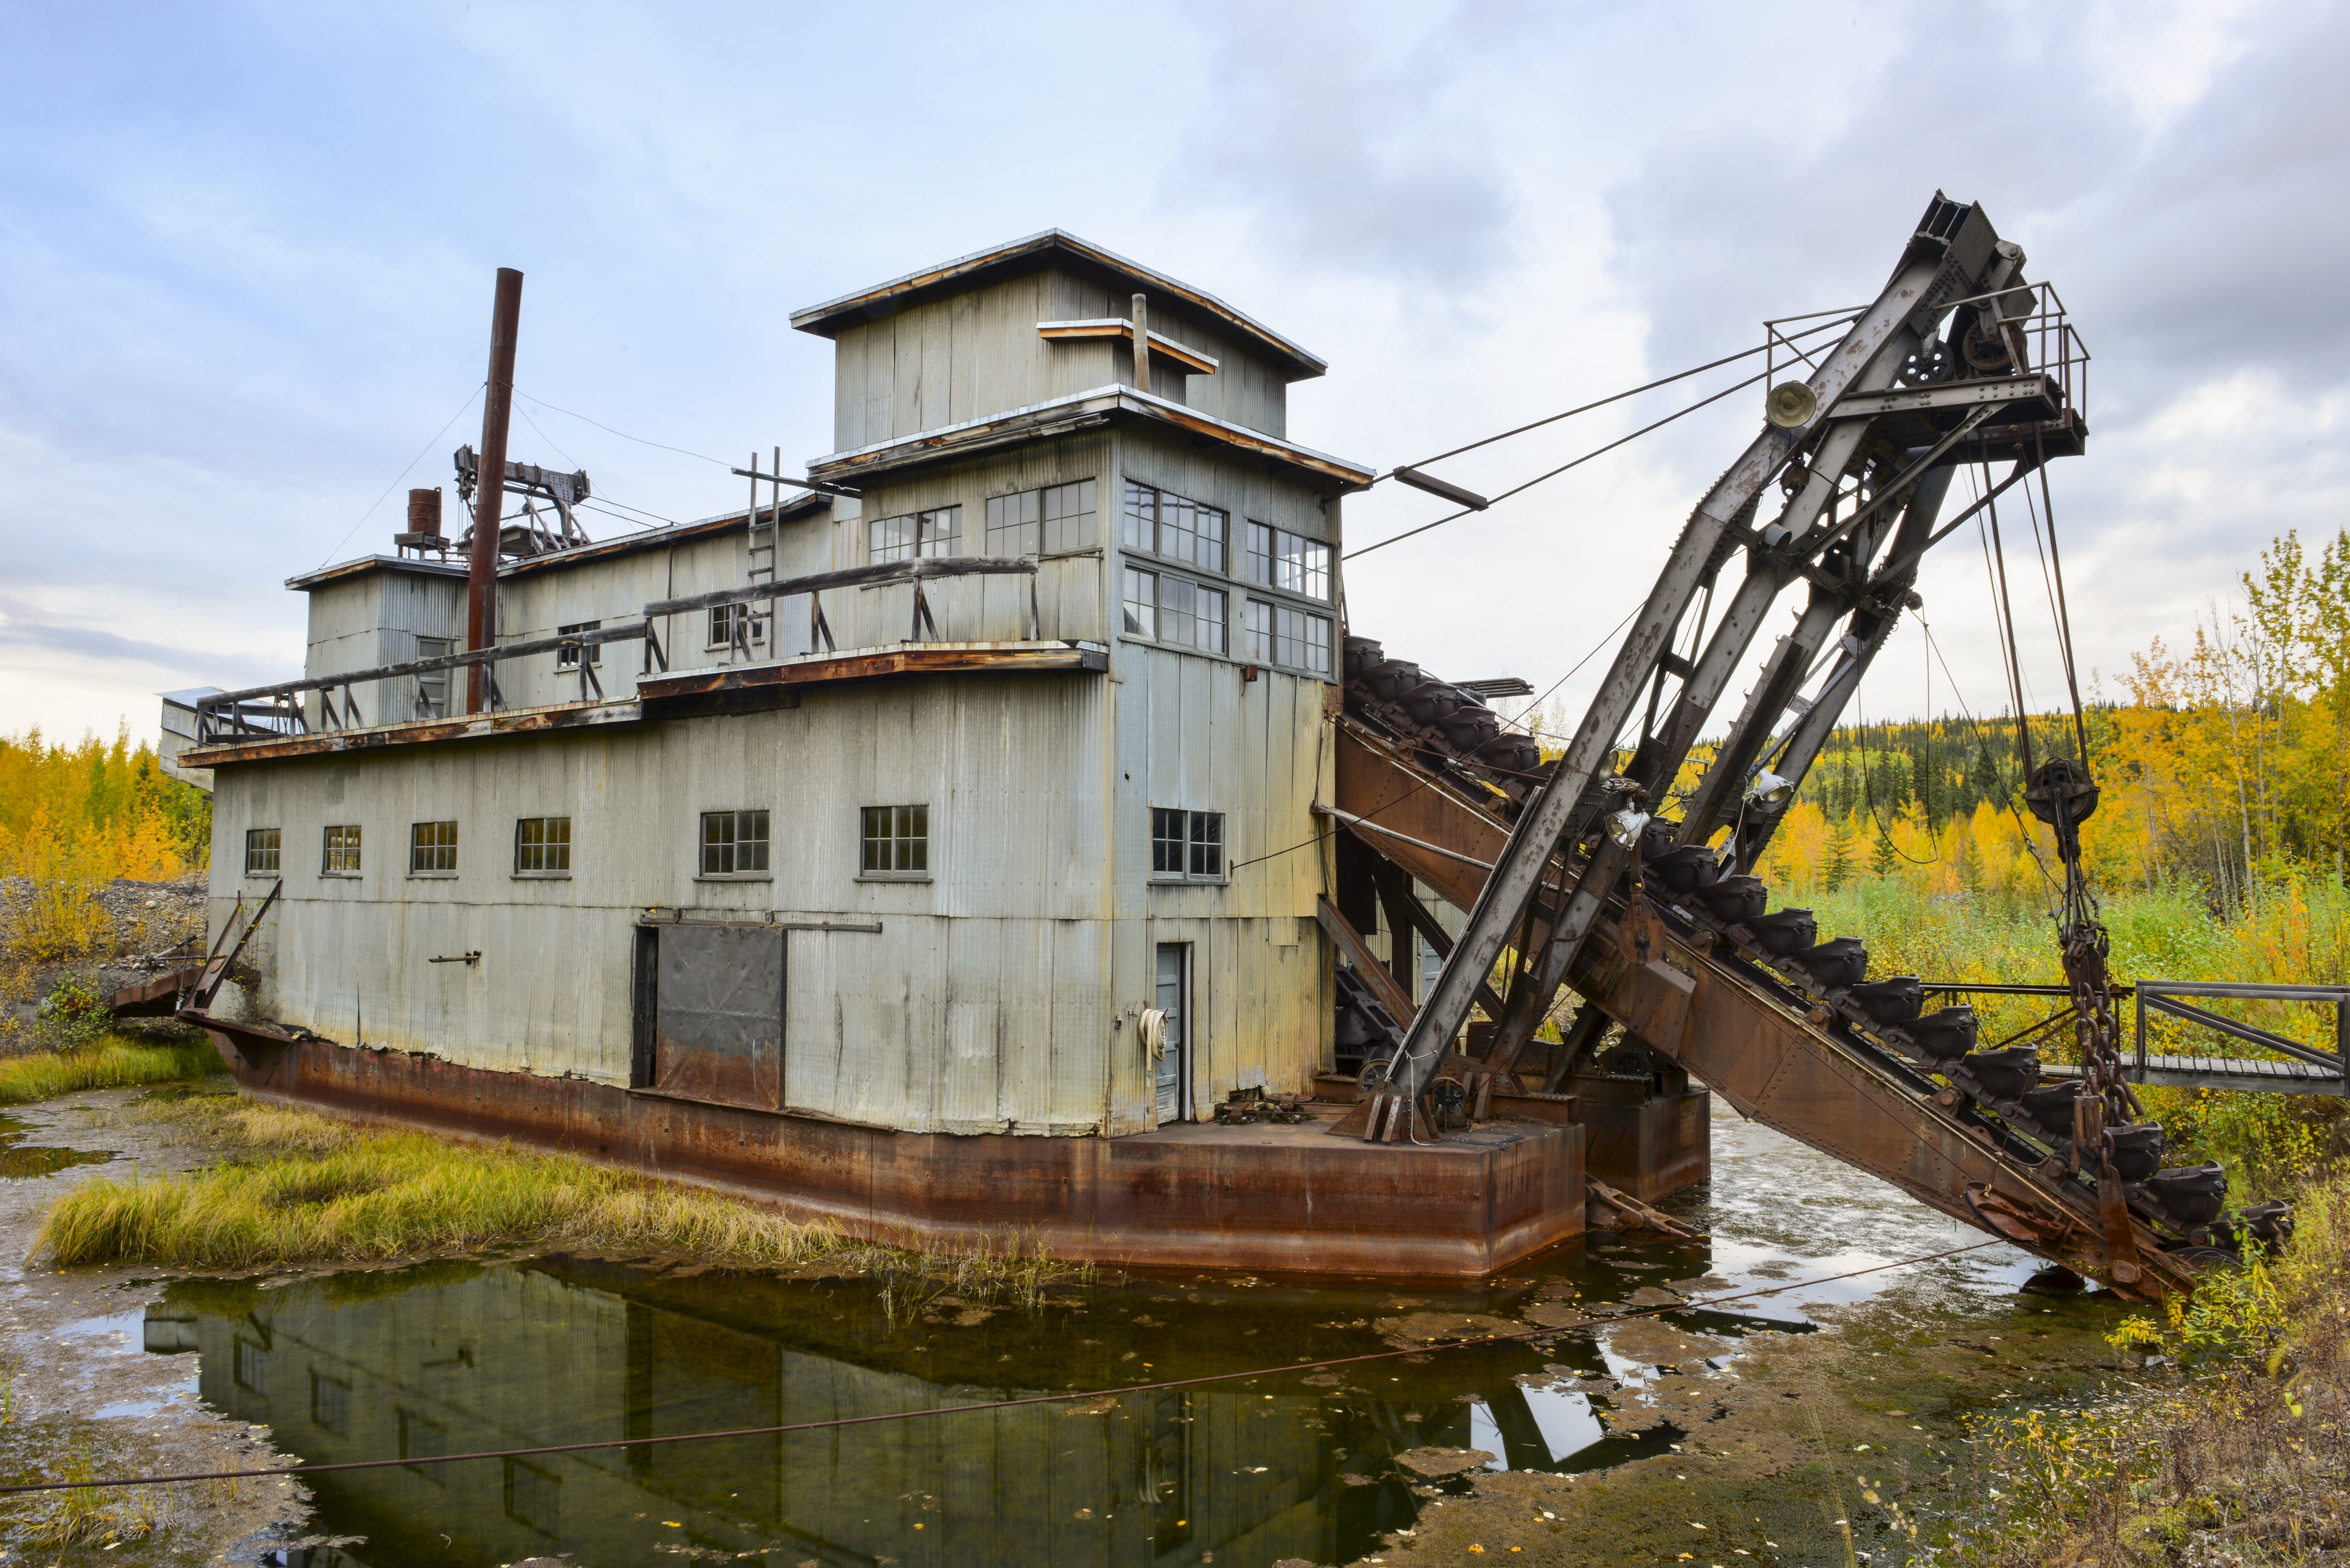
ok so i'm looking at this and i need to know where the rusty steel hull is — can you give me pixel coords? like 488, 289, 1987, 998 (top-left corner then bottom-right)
226, 1038, 1585, 1277
1567, 1079, 1712, 1202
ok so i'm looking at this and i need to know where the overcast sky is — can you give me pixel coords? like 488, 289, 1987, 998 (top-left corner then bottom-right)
4, 0, 2342, 749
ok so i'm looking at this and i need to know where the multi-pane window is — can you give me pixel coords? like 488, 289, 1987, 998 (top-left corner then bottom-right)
1277, 605, 1333, 675
514, 816, 571, 874
861, 805, 929, 877
321, 824, 362, 876
1151, 808, 1226, 882
409, 820, 459, 874
1157, 578, 1227, 653
1245, 600, 1333, 675
1122, 481, 1225, 572
985, 478, 1097, 555
700, 810, 770, 876
1244, 522, 1331, 600
1243, 600, 1273, 663
555, 620, 601, 668
244, 827, 281, 875
870, 506, 962, 563
1122, 568, 1158, 640
311, 1369, 352, 1435
415, 636, 453, 718
400, 1409, 448, 1483
1124, 569, 1225, 651
707, 602, 764, 649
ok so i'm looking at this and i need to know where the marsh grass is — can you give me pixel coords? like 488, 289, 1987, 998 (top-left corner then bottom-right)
36, 1097, 1096, 1305
1942, 1170, 2349, 1566
0, 1035, 224, 1105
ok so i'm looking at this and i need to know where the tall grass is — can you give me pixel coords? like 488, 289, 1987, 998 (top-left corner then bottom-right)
1945, 1168, 2349, 1567
1787, 876, 2350, 1187
0, 1037, 224, 1105
37, 1098, 854, 1271
35, 1098, 1096, 1306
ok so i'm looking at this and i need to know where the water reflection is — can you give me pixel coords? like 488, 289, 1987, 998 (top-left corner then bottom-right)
142, 1101, 2069, 1566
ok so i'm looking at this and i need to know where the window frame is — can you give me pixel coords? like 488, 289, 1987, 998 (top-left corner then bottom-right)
986, 477, 1098, 556
1243, 520, 1331, 601
243, 827, 281, 877
869, 505, 963, 564
321, 824, 363, 878
554, 620, 602, 669
1246, 598, 1333, 677
513, 816, 572, 878
1122, 569, 1227, 654
858, 804, 931, 882
1122, 479, 1226, 574
697, 809, 771, 879
1150, 807, 1228, 885
407, 820, 459, 877
705, 601, 767, 651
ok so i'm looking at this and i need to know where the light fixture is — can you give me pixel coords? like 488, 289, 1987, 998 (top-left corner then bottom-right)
1745, 770, 1794, 807
1603, 809, 1651, 848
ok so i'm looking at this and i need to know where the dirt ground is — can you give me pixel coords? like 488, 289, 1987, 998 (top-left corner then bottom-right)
1, 877, 210, 1040
0, 1085, 319, 1563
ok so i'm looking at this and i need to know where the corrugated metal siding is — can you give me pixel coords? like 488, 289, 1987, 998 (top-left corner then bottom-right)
827, 264, 1290, 453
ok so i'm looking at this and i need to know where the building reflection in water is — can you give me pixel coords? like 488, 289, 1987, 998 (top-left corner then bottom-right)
145, 1257, 1654, 1567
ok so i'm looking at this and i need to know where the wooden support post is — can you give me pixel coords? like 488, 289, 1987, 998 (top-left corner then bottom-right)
1131, 292, 1151, 397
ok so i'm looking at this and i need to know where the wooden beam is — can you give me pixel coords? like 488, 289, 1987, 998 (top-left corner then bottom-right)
1370, 858, 1507, 1024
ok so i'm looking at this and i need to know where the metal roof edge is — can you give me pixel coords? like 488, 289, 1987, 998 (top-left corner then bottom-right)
805, 384, 1373, 486
789, 229, 1328, 380
289, 493, 832, 591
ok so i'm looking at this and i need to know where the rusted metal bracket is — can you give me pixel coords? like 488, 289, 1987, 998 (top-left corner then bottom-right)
427, 951, 482, 967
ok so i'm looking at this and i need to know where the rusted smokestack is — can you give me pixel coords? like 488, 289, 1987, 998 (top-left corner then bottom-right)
467, 267, 523, 713
406, 487, 442, 541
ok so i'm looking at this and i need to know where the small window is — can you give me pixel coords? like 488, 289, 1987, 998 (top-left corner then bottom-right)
1121, 480, 1156, 553
860, 804, 929, 878
1123, 481, 1224, 572
1156, 578, 1227, 654
1276, 605, 1333, 676
870, 506, 960, 563
321, 824, 362, 876
311, 1369, 352, 1434
515, 816, 572, 875
233, 1336, 269, 1394
400, 1408, 448, 1483
409, 820, 458, 875
505, 1457, 562, 1537
700, 810, 770, 877
415, 636, 454, 718
1122, 567, 1158, 639
984, 478, 1098, 555
1042, 478, 1097, 552
244, 827, 281, 876
1244, 599, 1273, 663
1243, 521, 1330, 600
1152, 808, 1226, 882
555, 620, 602, 668
706, 602, 765, 650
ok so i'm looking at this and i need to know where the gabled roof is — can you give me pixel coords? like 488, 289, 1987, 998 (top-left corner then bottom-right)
790, 230, 1328, 382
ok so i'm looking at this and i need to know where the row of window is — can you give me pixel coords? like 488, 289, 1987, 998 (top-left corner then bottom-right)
867, 476, 1332, 601
245, 805, 1224, 882
1120, 569, 1333, 674
248, 821, 573, 879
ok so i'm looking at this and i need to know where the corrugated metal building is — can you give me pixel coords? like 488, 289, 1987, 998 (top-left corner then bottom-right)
206, 233, 1365, 1139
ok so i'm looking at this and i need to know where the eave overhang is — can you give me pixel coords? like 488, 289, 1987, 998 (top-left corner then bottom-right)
790, 229, 1328, 382
806, 385, 1374, 493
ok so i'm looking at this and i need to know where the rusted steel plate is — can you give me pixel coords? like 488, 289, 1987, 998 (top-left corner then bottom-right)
220, 1039, 1585, 1276
651, 924, 783, 1111
107, 966, 203, 1019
